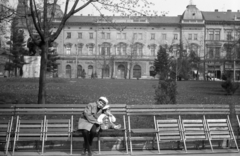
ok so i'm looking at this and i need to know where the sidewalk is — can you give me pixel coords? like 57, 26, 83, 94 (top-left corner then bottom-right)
1, 149, 239, 156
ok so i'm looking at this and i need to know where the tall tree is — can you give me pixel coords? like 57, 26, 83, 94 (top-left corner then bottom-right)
154, 46, 177, 104
20, 0, 157, 104
10, 17, 28, 76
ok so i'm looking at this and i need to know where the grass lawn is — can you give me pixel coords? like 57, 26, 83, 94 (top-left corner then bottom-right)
0, 78, 239, 105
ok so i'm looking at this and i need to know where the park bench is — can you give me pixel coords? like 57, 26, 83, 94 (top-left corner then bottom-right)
127, 104, 240, 154
1, 104, 240, 155
4, 104, 128, 155
0, 116, 13, 155
0, 104, 14, 155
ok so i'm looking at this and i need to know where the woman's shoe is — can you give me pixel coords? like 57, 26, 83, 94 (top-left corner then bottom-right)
88, 152, 93, 156
82, 143, 87, 155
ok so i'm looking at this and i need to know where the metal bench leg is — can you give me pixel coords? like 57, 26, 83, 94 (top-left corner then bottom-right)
155, 133, 160, 153
98, 132, 101, 154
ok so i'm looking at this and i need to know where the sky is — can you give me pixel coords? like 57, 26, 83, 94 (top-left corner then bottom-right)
9, 0, 240, 16
73, 0, 240, 16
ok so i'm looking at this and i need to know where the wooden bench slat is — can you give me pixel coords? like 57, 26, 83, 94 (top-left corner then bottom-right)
131, 129, 157, 133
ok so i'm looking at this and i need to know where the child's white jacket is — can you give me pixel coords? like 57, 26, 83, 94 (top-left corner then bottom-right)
97, 114, 116, 124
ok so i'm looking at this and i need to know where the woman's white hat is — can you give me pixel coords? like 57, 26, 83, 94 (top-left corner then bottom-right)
98, 96, 109, 109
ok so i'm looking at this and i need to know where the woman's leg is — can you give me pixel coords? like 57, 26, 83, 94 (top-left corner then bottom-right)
82, 130, 90, 154
89, 124, 99, 146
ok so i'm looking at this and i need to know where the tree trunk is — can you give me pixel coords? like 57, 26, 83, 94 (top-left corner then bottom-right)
38, 43, 48, 104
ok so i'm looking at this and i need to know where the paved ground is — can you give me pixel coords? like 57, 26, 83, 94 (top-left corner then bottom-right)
1, 149, 239, 156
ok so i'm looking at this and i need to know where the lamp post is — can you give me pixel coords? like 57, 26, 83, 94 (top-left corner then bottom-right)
75, 43, 78, 78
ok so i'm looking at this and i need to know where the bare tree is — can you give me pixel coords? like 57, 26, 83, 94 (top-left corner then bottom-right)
20, 0, 157, 104
0, 3, 16, 35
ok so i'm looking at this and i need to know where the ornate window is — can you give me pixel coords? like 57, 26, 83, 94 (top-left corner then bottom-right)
64, 43, 72, 55
86, 43, 95, 55
116, 42, 127, 56
132, 42, 144, 56
77, 43, 84, 55
148, 44, 157, 56
100, 42, 111, 56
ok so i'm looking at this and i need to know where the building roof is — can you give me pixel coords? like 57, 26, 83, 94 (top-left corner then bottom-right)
202, 11, 240, 22
182, 5, 203, 20
63, 15, 181, 25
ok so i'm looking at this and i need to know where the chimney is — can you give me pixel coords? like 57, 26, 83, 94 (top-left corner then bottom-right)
215, 9, 218, 12
227, 10, 231, 12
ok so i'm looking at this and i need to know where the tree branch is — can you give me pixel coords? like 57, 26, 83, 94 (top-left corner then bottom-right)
29, 0, 44, 41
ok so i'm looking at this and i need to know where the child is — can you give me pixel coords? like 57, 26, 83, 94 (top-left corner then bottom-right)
97, 105, 121, 130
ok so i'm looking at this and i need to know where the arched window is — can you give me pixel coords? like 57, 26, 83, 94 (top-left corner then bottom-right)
100, 42, 111, 56
102, 65, 110, 78
116, 42, 127, 56
133, 65, 141, 78
66, 65, 71, 78
149, 66, 156, 77
88, 65, 93, 76
77, 65, 82, 78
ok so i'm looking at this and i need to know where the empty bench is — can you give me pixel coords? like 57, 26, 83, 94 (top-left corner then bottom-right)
127, 104, 239, 154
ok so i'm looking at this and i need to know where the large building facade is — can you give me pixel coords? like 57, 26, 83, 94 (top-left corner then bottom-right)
13, 1, 240, 80
53, 4, 240, 80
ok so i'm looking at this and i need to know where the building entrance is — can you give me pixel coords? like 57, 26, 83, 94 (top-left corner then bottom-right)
117, 65, 125, 79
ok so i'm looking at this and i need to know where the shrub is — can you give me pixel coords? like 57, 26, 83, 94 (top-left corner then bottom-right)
221, 80, 239, 95
154, 80, 177, 104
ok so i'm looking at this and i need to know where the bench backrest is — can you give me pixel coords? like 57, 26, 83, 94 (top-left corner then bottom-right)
0, 117, 13, 140
182, 118, 208, 140
7, 104, 126, 115
15, 116, 44, 140
156, 116, 183, 141
126, 104, 232, 116
205, 117, 233, 140
44, 117, 72, 140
